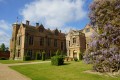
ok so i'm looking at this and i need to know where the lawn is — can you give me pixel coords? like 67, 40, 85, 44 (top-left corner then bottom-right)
10, 61, 120, 80
0, 60, 43, 64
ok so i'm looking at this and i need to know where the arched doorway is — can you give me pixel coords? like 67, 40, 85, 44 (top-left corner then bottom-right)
73, 50, 77, 58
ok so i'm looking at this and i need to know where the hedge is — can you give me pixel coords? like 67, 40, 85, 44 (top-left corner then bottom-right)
51, 55, 64, 66
36, 53, 41, 60
74, 57, 78, 61
42, 51, 45, 61
0, 57, 7, 60
79, 52, 83, 60
23, 56, 31, 61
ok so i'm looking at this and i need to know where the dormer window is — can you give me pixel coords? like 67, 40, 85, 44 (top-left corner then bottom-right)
39, 24, 44, 32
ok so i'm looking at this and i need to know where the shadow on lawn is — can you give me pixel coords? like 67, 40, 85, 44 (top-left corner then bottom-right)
63, 62, 71, 65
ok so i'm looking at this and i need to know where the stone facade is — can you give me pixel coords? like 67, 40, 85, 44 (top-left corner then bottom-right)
10, 20, 96, 60
66, 30, 86, 60
10, 21, 66, 60
66, 24, 97, 60
82, 24, 98, 48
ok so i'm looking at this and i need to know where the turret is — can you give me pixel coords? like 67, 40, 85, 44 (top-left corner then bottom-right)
10, 23, 20, 59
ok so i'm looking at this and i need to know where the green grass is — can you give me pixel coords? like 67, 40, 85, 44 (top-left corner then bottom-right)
0, 60, 43, 64
10, 61, 120, 80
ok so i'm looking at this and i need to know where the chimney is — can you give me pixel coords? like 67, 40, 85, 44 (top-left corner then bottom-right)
26, 20, 30, 25
36, 23, 39, 27
59, 30, 61, 33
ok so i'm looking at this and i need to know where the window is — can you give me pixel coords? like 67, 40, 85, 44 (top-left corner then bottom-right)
29, 36, 34, 45
47, 50, 51, 58
85, 28, 90, 32
40, 37, 44, 46
54, 39, 57, 47
69, 50, 70, 56
39, 50, 42, 53
18, 36, 21, 45
73, 38, 76, 43
27, 50, 32, 57
39, 28, 44, 32
61, 42, 64, 50
69, 41, 70, 46
18, 50, 20, 57
47, 38, 51, 46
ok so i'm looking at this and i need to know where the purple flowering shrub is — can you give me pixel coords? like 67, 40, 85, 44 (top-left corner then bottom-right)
84, 0, 120, 72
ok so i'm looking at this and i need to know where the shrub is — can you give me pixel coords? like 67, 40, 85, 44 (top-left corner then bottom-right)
51, 52, 56, 57
51, 55, 64, 66
56, 50, 61, 56
0, 57, 7, 60
79, 52, 83, 60
23, 56, 31, 61
42, 51, 45, 61
36, 52, 41, 60
74, 57, 78, 62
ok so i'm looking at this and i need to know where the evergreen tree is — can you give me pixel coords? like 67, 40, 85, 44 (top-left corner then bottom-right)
0, 43, 6, 52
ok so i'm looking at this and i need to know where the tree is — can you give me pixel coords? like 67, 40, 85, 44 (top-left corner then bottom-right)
84, 0, 120, 72
42, 51, 46, 61
0, 43, 6, 52
5, 47, 9, 51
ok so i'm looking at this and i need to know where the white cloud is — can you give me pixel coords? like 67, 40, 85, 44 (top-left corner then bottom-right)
59, 26, 77, 33
0, 30, 11, 47
0, 20, 11, 47
20, 0, 87, 29
0, 20, 10, 30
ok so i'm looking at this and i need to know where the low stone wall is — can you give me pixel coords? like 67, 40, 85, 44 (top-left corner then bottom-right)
64, 57, 73, 61
0, 51, 10, 59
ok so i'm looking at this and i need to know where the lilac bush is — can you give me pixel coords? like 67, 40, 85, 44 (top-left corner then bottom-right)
84, 0, 120, 72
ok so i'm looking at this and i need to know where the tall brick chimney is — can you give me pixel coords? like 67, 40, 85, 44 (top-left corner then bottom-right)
26, 20, 30, 25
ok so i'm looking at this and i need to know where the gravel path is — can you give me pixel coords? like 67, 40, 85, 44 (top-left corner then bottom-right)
0, 61, 50, 80
5, 61, 50, 66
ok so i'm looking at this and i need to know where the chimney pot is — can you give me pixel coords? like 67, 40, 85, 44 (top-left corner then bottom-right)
36, 23, 39, 27
26, 20, 30, 25
59, 30, 61, 33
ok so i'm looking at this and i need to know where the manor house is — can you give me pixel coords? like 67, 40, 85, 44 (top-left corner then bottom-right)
10, 21, 66, 60
10, 21, 96, 60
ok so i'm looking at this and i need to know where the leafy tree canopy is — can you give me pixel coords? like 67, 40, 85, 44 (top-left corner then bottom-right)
0, 43, 9, 52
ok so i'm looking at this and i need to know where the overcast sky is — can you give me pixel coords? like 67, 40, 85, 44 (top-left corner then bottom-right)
0, 0, 92, 47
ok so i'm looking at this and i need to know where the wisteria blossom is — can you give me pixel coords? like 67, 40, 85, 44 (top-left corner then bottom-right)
84, 0, 120, 72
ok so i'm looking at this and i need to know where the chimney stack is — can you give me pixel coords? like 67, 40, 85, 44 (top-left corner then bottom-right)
59, 30, 61, 33
36, 23, 39, 27
26, 20, 30, 25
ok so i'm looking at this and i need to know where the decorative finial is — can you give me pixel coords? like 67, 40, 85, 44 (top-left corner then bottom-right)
16, 16, 18, 23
